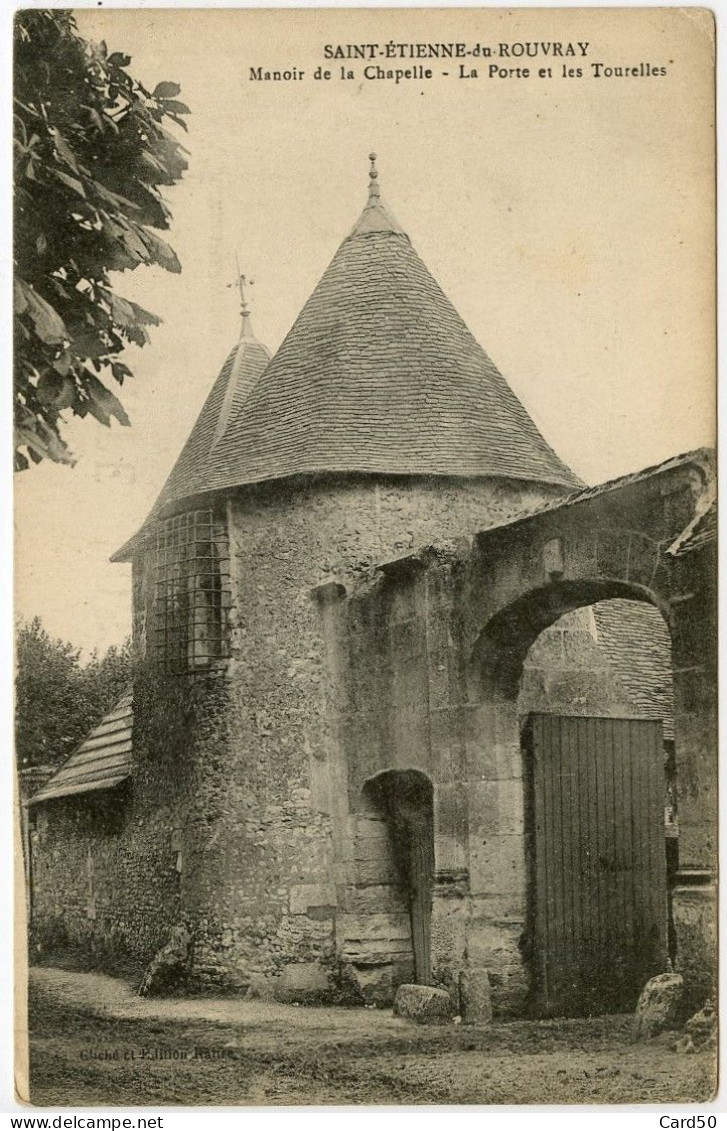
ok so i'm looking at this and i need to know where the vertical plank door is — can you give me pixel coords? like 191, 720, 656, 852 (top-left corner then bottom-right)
527, 714, 667, 1016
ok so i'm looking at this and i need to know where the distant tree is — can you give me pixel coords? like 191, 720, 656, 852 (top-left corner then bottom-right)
15, 617, 132, 768
14, 9, 189, 469
81, 639, 134, 733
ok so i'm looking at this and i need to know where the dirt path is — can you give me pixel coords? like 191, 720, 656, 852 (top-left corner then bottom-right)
26, 967, 717, 1107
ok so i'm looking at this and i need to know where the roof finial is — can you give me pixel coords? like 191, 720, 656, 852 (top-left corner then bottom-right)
227, 254, 255, 338
368, 152, 380, 204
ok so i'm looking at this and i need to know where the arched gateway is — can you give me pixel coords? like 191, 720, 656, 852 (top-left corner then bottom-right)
321, 449, 715, 1018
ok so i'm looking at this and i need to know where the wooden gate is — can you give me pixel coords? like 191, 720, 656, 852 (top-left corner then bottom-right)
524, 714, 668, 1017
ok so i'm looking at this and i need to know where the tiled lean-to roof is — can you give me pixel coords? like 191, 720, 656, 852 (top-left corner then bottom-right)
29, 690, 133, 804
475, 449, 715, 538
113, 156, 580, 561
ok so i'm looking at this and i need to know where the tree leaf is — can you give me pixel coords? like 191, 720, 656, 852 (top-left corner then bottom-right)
15, 423, 52, 461
55, 168, 86, 198
17, 280, 68, 345
14, 279, 29, 315
152, 81, 181, 99
50, 128, 80, 173
160, 99, 190, 115
83, 373, 131, 427
141, 228, 182, 273
110, 360, 132, 385
49, 278, 72, 301
52, 350, 72, 377
71, 330, 111, 359
37, 371, 76, 410
108, 292, 161, 328
91, 181, 139, 212
87, 107, 106, 132
114, 216, 152, 262
16, 419, 74, 466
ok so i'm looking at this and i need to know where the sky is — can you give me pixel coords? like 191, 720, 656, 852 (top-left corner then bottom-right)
13, 6, 716, 656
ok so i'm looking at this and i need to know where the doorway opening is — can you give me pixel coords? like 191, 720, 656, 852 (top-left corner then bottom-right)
363, 769, 435, 985
517, 598, 674, 1015
474, 583, 676, 1017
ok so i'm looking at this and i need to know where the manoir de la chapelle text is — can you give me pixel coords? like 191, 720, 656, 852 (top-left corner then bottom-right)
249, 41, 670, 83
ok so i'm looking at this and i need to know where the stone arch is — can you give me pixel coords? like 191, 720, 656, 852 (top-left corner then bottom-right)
362, 766, 434, 810
470, 576, 671, 703
462, 515, 671, 653
464, 574, 675, 1016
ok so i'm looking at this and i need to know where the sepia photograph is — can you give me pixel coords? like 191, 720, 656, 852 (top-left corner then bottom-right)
13, 5, 717, 1109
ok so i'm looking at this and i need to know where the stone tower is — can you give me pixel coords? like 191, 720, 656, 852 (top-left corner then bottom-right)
111, 156, 583, 995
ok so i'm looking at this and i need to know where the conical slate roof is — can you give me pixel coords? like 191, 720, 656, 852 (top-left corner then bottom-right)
113, 158, 579, 561
117, 313, 271, 553
201, 161, 580, 495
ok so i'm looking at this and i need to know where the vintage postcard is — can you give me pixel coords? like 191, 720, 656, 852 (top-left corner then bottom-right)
13, 5, 717, 1108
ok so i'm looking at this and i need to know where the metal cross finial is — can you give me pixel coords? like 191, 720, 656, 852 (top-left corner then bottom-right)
226, 254, 254, 320
368, 151, 380, 202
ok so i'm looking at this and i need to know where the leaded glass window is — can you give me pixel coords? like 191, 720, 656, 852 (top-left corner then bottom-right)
154, 509, 230, 671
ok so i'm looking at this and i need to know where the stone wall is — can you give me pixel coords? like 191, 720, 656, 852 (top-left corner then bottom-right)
320, 457, 712, 1015
667, 540, 717, 1012
520, 607, 637, 721
29, 783, 181, 973
180, 474, 560, 997
28, 663, 218, 977
28, 472, 561, 996
339, 800, 416, 1005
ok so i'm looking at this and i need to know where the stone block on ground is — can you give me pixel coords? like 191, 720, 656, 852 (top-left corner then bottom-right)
393, 983, 453, 1024
684, 1000, 717, 1050
137, 924, 191, 998
245, 974, 275, 1001
273, 961, 331, 1004
633, 972, 684, 1039
346, 962, 393, 1006
459, 968, 493, 1024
